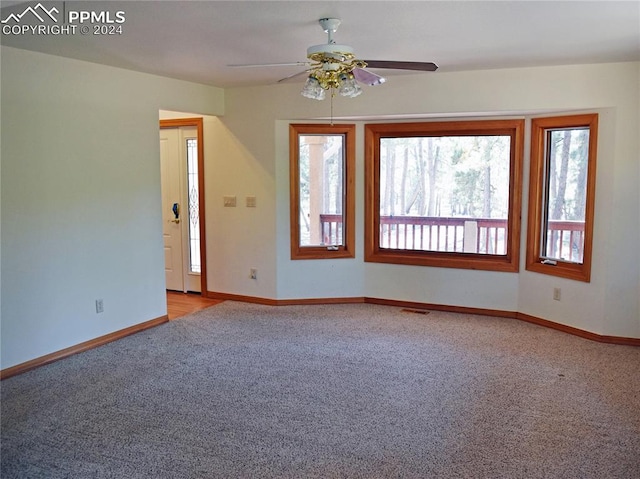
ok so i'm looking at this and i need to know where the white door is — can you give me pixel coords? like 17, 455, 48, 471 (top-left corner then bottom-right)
160, 126, 201, 292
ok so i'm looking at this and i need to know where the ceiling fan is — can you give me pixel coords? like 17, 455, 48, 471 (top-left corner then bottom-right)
229, 18, 438, 100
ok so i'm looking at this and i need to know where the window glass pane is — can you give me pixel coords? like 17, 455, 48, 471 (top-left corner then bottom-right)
542, 128, 589, 264
298, 134, 345, 247
186, 138, 201, 273
378, 135, 511, 255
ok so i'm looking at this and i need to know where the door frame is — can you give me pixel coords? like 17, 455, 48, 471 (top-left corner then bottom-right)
159, 118, 207, 296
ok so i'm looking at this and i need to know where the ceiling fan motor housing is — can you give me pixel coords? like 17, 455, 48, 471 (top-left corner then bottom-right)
307, 44, 355, 61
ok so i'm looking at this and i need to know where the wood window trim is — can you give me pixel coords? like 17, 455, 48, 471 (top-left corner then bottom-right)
364, 119, 524, 272
289, 123, 355, 260
526, 113, 598, 282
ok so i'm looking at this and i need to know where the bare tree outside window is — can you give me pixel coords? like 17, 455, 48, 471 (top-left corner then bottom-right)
543, 128, 590, 263
527, 114, 597, 282
379, 135, 511, 255
365, 120, 524, 272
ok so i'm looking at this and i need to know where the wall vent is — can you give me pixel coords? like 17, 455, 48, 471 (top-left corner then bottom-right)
400, 308, 430, 315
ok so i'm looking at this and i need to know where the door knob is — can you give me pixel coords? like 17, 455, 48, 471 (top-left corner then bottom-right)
171, 203, 180, 224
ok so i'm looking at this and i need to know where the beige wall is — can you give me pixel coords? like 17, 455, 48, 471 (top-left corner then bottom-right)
2, 45, 638, 372
219, 62, 640, 338
1, 47, 224, 369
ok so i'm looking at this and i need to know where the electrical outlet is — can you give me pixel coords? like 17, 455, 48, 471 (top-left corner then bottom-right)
249, 268, 257, 280
95, 299, 104, 313
553, 288, 561, 301
223, 195, 237, 207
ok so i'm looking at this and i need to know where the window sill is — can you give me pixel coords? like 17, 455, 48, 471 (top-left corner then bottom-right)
365, 249, 519, 272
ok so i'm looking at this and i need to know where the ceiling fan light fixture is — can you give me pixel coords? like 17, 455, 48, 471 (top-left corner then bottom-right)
301, 75, 326, 100
337, 72, 362, 98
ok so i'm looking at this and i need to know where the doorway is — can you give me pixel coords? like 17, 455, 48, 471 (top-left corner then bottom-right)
166, 291, 222, 320
159, 118, 207, 295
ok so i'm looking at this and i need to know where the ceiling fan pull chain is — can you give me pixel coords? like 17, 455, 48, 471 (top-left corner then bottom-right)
330, 90, 334, 125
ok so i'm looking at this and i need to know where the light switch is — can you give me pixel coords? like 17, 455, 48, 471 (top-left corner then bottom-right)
223, 195, 236, 207
246, 196, 257, 208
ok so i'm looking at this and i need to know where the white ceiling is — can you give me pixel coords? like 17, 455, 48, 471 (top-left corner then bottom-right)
1, 1, 639, 88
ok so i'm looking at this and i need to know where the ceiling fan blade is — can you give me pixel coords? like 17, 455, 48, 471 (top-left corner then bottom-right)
228, 62, 310, 68
362, 60, 438, 72
277, 70, 311, 83
353, 68, 386, 86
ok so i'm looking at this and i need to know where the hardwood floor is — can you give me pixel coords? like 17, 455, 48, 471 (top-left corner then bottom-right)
166, 291, 222, 320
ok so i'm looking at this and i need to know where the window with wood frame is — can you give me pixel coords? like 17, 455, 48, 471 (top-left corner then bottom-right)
290, 124, 355, 259
526, 114, 598, 282
364, 119, 524, 272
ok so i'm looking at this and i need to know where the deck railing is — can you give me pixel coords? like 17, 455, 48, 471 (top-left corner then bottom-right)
319, 214, 344, 246
319, 214, 585, 260
379, 216, 507, 254
545, 220, 585, 263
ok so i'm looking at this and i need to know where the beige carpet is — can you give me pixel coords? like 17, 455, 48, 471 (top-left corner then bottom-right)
2, 301, 639, 478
